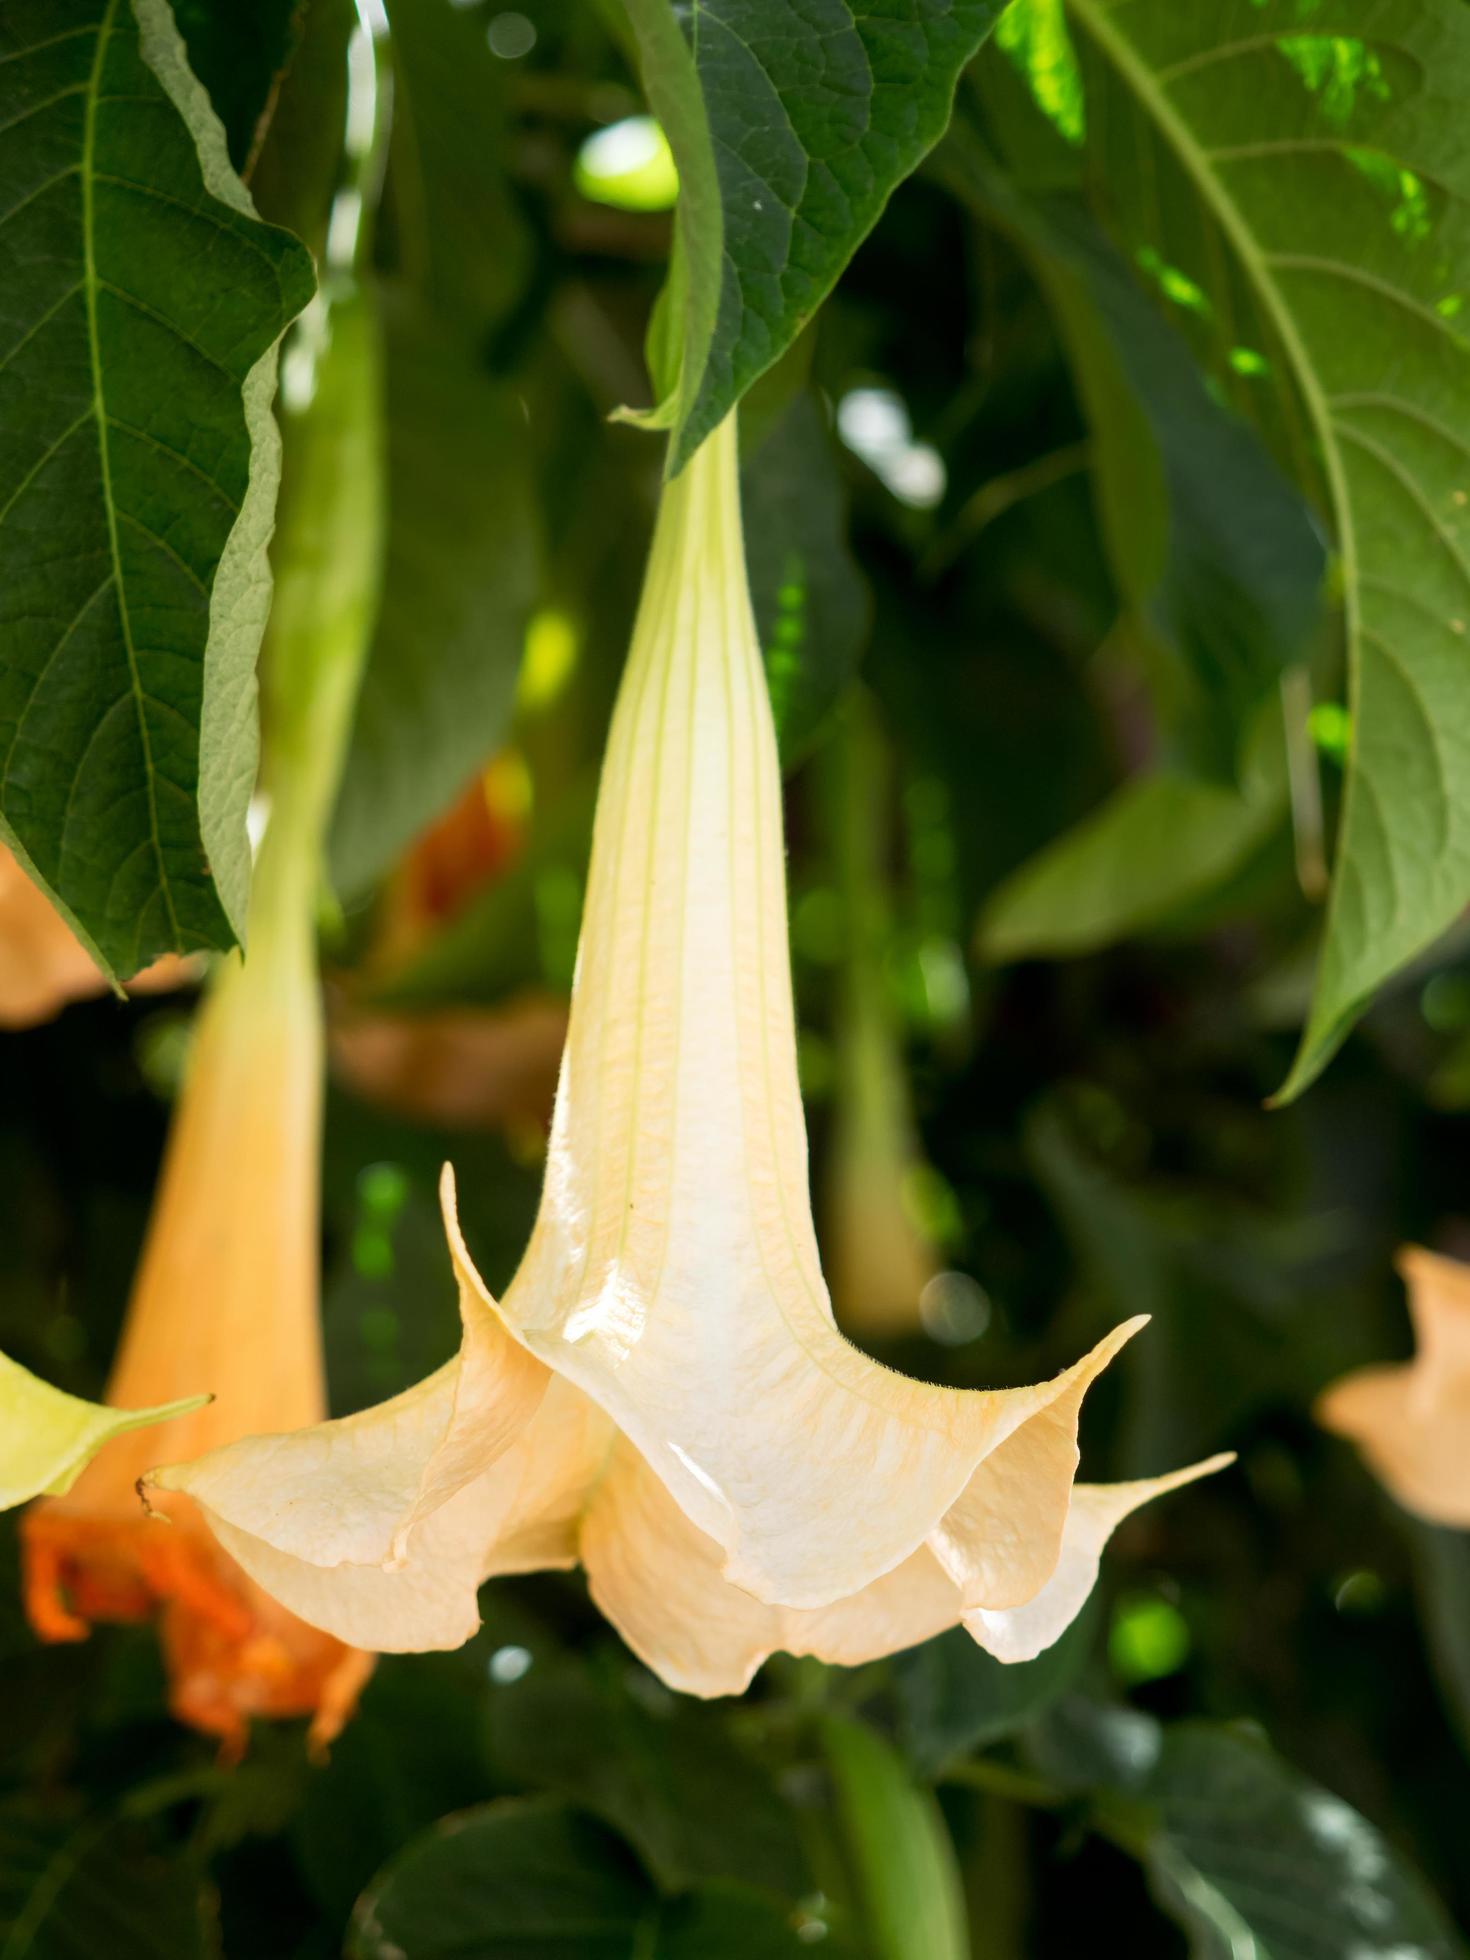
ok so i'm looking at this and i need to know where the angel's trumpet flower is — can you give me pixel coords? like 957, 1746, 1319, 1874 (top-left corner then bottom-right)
21, 270, 384, 1754
1317, 1246, 1470, 1524
152, 415, 1227, 1694
20, 818, 372, 1751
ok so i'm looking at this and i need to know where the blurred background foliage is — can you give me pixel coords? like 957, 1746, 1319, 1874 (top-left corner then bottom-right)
4, 0, 1470, 1953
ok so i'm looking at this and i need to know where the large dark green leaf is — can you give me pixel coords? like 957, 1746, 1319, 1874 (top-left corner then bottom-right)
348, 1796, 810, 1960
1143, 1725, 1466, 1959
0, 1798, 212, 1960
0, 0, 314, 977
329, 299, 537, 898
619, 0, 1008, 471
1034, 0, 1470, 1098
487, 1657, 810, 1898
1031, 1701, 1467, 1959
349, 1798, 653, 1960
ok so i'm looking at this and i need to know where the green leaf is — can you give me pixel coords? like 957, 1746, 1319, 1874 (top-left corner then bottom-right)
945, 135, 1325, 777
349, 1798, 654, 1960
895, 1601, 1098, 1774
618, 0, 1009, 472
978, 708, 1287, 961
821, 1714, 968, 1960
330, 298, 537, 898
742, 392, 870, 766
1038, 0, 1470, 1097
348, 1796, 811, 1960
1142, 1723, 1467, 1960
487, 1657, 810, 1898
1031, 1701, 1467, 1959
0, 1797, 213, 1960
170, 0, 300, 175
0, 0, 314, 978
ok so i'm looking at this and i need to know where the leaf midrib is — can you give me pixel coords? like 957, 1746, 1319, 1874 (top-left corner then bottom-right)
1063, 0, 1358, 624
80, 0, 181, 946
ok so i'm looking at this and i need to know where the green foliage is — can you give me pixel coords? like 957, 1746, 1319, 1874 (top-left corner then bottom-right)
348, 1796, 811, 1960
329, 300, 537, 897
822, 1715, 968, 1960
980, 710, 1287, 961
1032, 1700, 1470, 1959
0, 1796, 214, 1958
0, 0, 313, 976
1035, 0, 1470, 1097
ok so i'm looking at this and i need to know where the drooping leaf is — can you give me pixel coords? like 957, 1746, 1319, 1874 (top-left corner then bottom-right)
979, 708, 1287, 962
944, 130, 1326, 777
742, 392, 870, 766
0, 1798, 213, 1960
0, 0, 314, 977
330, 299, 538, 898
821, 1715, 968, 1960
1027, 0, 1470, 1099
618, 0, 1009, 471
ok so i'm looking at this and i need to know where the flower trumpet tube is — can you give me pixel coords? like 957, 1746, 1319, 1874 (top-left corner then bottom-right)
22, 264, 385, 1753
152, 414, 1227, 1692
1317, 1245, 1470, 1524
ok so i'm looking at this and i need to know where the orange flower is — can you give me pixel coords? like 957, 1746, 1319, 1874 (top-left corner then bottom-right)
22, 825, 373, 1756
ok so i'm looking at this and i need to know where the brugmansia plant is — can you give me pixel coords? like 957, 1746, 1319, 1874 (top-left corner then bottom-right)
3, 0, 1470, 1953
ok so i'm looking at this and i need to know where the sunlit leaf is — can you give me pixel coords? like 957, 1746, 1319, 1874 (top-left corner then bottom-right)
617, 0, 1009, 470
0, 0, 314, 977
1025, 0, 1470, 1098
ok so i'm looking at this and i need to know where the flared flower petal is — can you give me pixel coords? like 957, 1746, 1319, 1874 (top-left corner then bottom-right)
962, 1455, 1235, 1664
1317, 1246, 1470, 1524
582, 1439, 1235, 1697
153, 413, 1214, 1692
0, 1349, 204, 1510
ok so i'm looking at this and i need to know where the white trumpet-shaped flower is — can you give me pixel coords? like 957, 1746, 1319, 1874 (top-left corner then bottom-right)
153, 415, 1226, 1691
